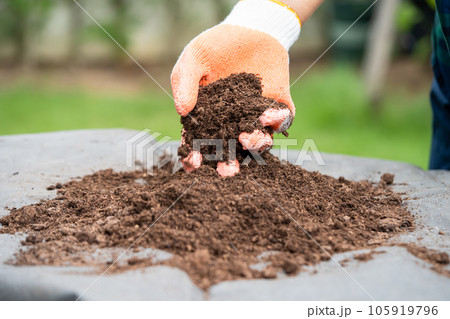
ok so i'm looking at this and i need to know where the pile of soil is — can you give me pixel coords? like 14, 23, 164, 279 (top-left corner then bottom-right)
0, 74, 416, 289
178, 73, 288, 163
0, 155, 414, 288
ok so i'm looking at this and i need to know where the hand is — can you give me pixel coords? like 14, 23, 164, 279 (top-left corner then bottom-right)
171, 0, 301, 176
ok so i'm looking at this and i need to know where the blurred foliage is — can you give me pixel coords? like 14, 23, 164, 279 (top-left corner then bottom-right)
0, 0, 437, 65
0, 0, 53, 63
396, 0, 435, 32
0, 0, 235, 64
288, 65, 431, 169
396, 0, 435, 61
83, 0, 131, 61
0, 66, 431, 168
396, 1, 422, 32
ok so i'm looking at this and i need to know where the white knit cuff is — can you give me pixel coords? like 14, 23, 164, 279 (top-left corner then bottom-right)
221, 0, 301, 51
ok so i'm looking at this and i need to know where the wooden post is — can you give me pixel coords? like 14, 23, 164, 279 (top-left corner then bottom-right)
362, 0, 401, 107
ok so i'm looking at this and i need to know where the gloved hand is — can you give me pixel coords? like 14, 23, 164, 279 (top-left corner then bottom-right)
171, 0, 301, 176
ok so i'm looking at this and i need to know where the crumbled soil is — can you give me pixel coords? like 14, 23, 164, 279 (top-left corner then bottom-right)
402, 243, 450, 277
0, 155, 414, 289
178, 73, 288, 163
380, 173, 394, 185
0, 74, 417, 289
353, 250, 385, 262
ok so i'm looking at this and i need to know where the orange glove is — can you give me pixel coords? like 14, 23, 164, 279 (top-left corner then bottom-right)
171, 0, 301, 176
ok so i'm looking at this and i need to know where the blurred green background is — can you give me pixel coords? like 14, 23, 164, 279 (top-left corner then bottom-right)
0, 0, 436, 169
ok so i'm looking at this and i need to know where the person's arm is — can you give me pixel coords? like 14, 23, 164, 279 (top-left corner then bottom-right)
172, 0, 323, 176
282, 0, 324, 23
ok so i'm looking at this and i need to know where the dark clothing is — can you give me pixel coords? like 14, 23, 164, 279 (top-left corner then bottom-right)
430, 0, 450, 169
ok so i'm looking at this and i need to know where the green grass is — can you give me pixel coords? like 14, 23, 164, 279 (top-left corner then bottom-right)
0, 66, 432, 168
288, 66, 431, 169
0, 85, 182, 137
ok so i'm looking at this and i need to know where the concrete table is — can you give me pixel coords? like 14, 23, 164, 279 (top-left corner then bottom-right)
0, 129, 449, 300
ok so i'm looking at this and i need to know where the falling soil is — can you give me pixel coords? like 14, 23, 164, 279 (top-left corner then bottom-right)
178, 73, 288, 163
0, 74, 418, 289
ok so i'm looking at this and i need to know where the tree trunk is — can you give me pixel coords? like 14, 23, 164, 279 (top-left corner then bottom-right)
111, 0, 128, 64
10, 5, 28, 66
164, 0, 184, 63
362, 0, 401, 108
67, 0, 83, 66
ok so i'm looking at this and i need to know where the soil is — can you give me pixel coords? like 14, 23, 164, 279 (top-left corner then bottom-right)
178, 73, 288, 163
353, 250, 385, 262
380, 173, 394, 185
402, 243, 450, 277
0, 73, 419, 289
0, 155, 414, 289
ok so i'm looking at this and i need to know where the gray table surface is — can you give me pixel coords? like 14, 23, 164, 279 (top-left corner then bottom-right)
0, 129, 449, 300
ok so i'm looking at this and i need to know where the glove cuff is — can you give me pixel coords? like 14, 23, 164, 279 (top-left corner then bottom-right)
221, 0, 301, 51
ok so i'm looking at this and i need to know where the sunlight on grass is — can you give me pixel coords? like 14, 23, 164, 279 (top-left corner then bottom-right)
0, 85, 181, 137
287, 66, 431, 169
0, 66, 431, 168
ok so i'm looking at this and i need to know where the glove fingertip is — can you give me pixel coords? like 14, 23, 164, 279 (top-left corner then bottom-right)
181, 151, 202, 173
239, 130, 273, 151
172, 75, 199, 117
175, 97, 197, 117
217, 160, 240, 177
273, 112, 293, 133
281, 96, 296, 117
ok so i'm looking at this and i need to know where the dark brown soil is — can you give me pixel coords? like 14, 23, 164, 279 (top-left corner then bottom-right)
0, 155, 414, 289
0, 74, 416, 289
353, 250, 385, 262
178, 73, 288, 163
402, 243, 450, 277
380, 173, 394, 185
